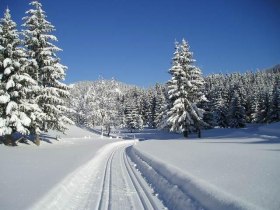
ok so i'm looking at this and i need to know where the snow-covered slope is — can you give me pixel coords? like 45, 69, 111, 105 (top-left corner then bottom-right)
129, 123, 280, 210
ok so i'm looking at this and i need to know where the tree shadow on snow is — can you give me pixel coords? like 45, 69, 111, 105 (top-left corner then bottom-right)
263, 149, 280, 152
200, 124, 280, 145
122, 129, 183, 141
39, 134, 60, 144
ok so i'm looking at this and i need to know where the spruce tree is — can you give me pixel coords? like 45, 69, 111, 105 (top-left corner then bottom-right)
256, 90, 271, 123
228, 91, 246, 128
269, 78, 280, 122
167, 39, 206, 138
0, 9, 39, 144
153, 84, 166, 128
125, 102, 143, 132
212, 89, 228, 128
22, 1, 73, 138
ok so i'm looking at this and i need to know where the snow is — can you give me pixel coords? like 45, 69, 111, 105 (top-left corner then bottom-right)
0, 125, 116, 210
6, 101, 18, 115
0, 94, 10, 104
3, 58, 12, 68
1, 123, 279, 210
0, 124, 165, 210
129, 123, 280, 210
4, 66, 13, 75
29, 140, 134, 210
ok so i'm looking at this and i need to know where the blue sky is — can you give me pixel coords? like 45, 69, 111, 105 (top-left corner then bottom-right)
1, 0, 280, 87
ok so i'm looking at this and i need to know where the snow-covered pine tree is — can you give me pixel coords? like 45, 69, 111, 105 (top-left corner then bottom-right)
269, 77, 280, 122
167, 39, 206, 138
153, 84, 166, 128
228, 90, 246, 128
247, 89, 259, 123
22, 1, 73, 137
145, 88, 156, 128
0, 8, 40, 145
211, 88, 228, 128
256, 90, 271, 123
167, 42, 188, 135
125, 102, 143, 132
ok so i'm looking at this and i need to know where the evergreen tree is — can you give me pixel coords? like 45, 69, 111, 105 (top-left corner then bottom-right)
0, 9, 40, 144
211, 89, 228, 128
125, 102, 143, 132
167, 39, 206, 138
256, 90, 271, 123
153, 84, 166, 128
22, 1, 73, 138
228, 91, 246, 128
248, 91, 259, 123
269, 77, 280, 122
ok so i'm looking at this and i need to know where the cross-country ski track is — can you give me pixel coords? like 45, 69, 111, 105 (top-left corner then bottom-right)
29, 140, 166, 210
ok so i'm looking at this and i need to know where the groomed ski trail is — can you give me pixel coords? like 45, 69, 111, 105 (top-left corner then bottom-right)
29, 140, 165, 210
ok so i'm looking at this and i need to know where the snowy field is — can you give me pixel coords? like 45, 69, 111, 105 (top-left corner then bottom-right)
0, 126, 115, 210
130, 123, 280, 210
1, 123, 279, 210
0, 126, 165, 210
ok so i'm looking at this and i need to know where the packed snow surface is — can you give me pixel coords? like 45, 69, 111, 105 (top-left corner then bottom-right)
131, 123, 280, 210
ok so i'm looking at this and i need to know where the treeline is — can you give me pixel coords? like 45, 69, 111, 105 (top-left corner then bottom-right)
69, 66, 280, 135
203, 70, 280, 128
0, 1, 72, 145
67, 79, 167, 135
69, 71, 280, 133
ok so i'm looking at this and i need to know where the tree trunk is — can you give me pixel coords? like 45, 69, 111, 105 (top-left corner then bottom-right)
35, 134, 40, 146
183, 130, 188, 138
107, 125, 111, 137
198, 128, 201, 138
43, 122, 48, 132
4, 134, 13, 146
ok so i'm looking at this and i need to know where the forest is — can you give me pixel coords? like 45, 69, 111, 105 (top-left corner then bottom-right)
68, 64, 280, 136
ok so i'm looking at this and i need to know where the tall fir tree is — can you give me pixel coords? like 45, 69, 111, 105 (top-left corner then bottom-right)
125, 102, 143, 132
211, 89, 228, 128
153, 84, 166, 128
269, 77, 280, 122
167, 39, 206, 137
228, 91, 246, 128
256, 90, 271, 123
0, 9, 40, 144
22, 1, 73, 139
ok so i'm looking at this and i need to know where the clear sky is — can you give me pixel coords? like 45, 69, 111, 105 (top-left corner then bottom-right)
1, 0, 280, 87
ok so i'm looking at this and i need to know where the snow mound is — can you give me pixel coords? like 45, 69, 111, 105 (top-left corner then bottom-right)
127, 147, 262, 210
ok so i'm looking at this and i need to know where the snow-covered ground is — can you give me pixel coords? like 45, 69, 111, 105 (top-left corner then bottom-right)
129, 123, 280, 210
0, 126, 113, 210
0, 125, 165, 210
1, 123, 279, 210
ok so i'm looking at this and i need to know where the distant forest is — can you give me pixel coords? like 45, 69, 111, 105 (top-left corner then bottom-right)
68, 64, 280, 135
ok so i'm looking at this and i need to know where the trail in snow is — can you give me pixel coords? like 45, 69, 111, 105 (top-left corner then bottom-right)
29, 140, 165, 210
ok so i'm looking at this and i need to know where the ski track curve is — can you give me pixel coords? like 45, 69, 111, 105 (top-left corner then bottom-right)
29, 140, 166, 210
